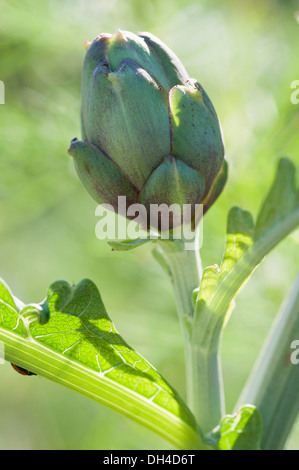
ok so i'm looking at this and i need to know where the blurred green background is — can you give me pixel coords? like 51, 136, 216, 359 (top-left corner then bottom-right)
0, 0, 299, 450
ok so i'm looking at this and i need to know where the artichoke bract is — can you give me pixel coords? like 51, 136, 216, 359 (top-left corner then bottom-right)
69, 30, 227, 232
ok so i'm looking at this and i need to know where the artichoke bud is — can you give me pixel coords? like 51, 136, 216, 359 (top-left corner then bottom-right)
69, 30, 227, 233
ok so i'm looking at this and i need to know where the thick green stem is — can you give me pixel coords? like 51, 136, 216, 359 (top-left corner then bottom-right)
154, 229, 224, 436
185, 339, 224, 434
236, 273, 299, 450
153, 237, 201, 321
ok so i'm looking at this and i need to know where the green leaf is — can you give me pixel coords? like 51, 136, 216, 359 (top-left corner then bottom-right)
255, 158, 297, 240
217, 405, 262, 450
194, 157, 299, 331
221, 207, 254, 272
191, 157, 299, 422
108, 237, 152, 251
194, 208, 254, 312
0, 277, 204, 450
236, 273, 299, 450
195, 265, 220, 305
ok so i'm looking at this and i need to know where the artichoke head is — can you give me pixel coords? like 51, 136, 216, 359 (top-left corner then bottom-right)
69, 30, 227, 231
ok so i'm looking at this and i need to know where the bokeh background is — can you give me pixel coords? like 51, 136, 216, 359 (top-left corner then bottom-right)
0, 0, 299, 450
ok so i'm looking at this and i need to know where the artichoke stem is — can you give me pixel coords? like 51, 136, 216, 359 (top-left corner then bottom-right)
153, 227, 224, 438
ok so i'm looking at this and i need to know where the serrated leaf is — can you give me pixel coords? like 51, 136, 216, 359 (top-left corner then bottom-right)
194, 157, 299, 326
217, 405, 262, 450
195, 208, 254, 312
221, 207, 254, 272
194, 208, 254, 327
30, 278, 190, 418
192, 157, 299, 396
0, 277, 203, 450
0, 279, 26, 337
255, 158, 297, 240
195, 265, 220, 305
